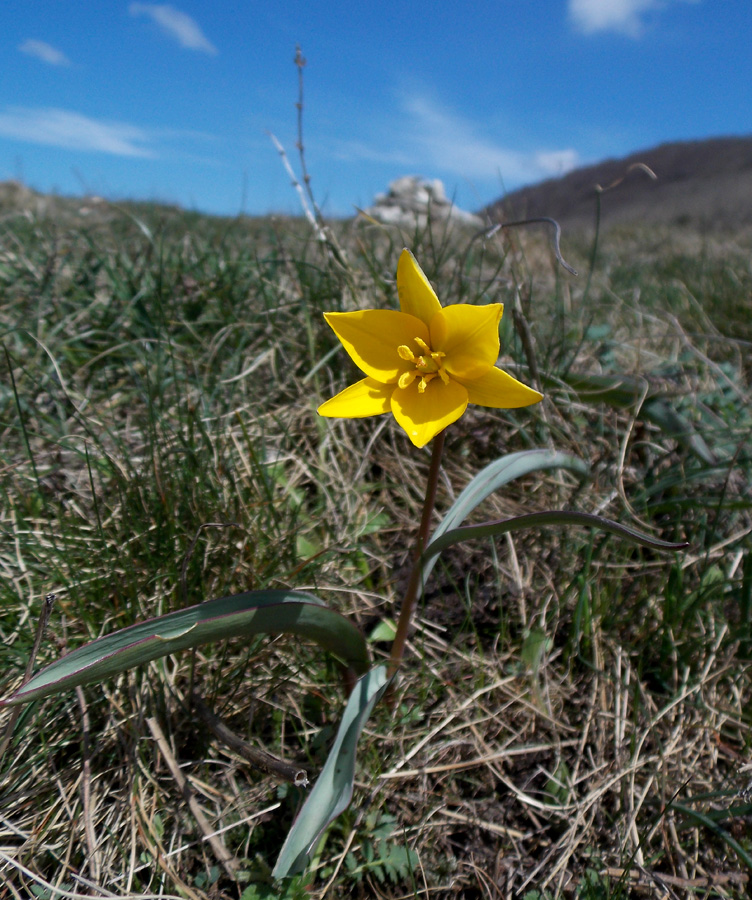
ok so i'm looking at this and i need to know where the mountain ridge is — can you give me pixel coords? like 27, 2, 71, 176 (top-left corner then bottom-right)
484, 136, 752, 232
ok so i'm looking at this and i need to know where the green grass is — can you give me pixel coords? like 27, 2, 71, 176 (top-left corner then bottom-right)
1, 193, 751, 898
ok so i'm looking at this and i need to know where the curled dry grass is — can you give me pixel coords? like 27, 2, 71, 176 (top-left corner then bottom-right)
0, 197, 751, 898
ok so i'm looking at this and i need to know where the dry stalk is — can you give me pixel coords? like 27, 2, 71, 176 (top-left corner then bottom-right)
145, 717, 238, 879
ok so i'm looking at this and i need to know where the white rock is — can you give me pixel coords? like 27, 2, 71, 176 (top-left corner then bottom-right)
363, 175, 482, 228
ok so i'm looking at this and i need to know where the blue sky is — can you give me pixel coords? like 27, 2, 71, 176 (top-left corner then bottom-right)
1, 0, 749, 217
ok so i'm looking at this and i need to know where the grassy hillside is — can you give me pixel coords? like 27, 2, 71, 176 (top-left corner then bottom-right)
486, 136, 752, 233
1, 188, 751, 899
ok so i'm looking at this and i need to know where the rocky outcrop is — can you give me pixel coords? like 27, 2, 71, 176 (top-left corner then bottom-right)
363, 176, 482, 229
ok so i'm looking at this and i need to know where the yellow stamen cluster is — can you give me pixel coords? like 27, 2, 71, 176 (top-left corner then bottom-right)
397, 338, 450, 394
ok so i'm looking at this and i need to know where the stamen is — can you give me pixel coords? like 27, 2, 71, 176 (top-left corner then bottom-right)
396, 335, 449, 393
418, 373, 436, 393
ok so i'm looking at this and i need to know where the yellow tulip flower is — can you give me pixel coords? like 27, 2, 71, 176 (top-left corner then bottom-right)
318, 249, 543, 448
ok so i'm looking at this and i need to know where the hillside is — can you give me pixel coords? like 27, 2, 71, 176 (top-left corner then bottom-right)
485, 136, 752, 232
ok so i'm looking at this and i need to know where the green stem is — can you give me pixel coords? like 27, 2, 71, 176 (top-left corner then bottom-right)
388, 430, 446, 677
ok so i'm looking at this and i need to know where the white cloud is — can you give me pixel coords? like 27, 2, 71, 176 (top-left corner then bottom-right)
535, 149, 581, 176
0, 107, 156, 157
568, 0, 699, 37
19, 39, 71, 67
129, 3, 217, 54
345, 96, 579, 188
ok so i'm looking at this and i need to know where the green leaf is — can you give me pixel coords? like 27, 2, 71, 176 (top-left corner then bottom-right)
2, 590, 369, 707
547, 371, 657, 408
424, 510, 688, 562
520, 628, 551, 673
273, 665, 392, 878
642, 397, 717, 466
544, 372, 718, 466
673, 802, 752, 870
368, 619, 397, 643
543, 759, 572, 806
421, 449, 589, 585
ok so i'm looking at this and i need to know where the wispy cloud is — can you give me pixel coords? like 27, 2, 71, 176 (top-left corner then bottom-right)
19, 39, 71, 67
568, 0, 700, 37
535, 149, 581, 177
129, 3, 217, 54
338, 96, 579, 189
0, 107, 156, 157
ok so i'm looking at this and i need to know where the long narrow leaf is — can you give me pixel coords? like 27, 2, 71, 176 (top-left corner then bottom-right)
421, 449, 589, 584
673, 802, 752, 870
273, 664, 392, 878
545, 371, 658, 408
642, 398, 718, 466
543, 372, 718, 466
424, 510, 688, 561
2, 590, 369, 707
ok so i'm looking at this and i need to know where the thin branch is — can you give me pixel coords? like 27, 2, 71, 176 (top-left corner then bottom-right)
192, 695, 309, 786
267, 130, 321, 235
595, 162, 658, 194
76, 685, 102, 883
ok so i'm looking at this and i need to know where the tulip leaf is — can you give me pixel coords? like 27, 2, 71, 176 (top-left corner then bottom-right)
2, 590, 370, 707
422, 449, 589, 584
546, 371, 659, 408
273, 665, 392, 878
424, 509, 688, 562
544, 372, 718, 466
642, 398, 718, 466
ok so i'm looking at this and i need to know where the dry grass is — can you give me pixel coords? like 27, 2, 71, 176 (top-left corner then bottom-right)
1, 194, 751, 899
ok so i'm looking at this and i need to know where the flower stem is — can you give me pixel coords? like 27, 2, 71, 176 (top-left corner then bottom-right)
388, 430, 446, 678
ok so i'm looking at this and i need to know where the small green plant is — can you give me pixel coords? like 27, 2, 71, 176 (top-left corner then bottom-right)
343, 818, 418, 886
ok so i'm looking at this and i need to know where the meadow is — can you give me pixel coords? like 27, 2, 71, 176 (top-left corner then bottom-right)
1, 185, 751, 899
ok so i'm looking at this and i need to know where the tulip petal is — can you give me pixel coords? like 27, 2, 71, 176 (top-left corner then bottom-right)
396, 249, 442, 326
459, 366, 543, 409
318, 378, 393, 418
431, 304, 503, 379
391, 378, 468, 448
324, 310, 428, 383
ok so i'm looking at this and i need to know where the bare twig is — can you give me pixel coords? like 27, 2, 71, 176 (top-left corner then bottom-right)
191, 694, 309, 786
267, 130, 321, 236
294, 44, 321, 224
476, 216, 578, 275
268, 45, 350, 272
76, 684, 102, 883
595, 162, 658, 194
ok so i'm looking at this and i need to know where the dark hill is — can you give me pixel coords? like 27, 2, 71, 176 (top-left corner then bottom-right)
485, 136, 752, 232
